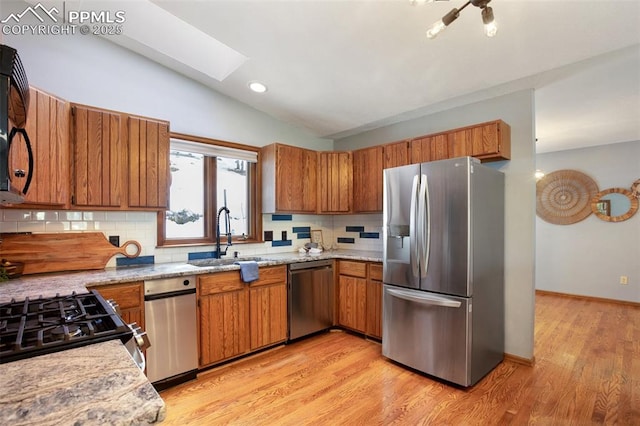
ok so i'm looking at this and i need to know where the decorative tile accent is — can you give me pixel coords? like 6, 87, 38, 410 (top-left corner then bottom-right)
271, 214, 293, 221
297, 232, 311, 239
188, 251, 216, 260
359, 232, 380, 239
264, 231, 273, 241
346, 226, 365, 232
116, 255, 155, 266
292, 226, 311, 233
337, 237, 355, 244
271, 240, 292, 247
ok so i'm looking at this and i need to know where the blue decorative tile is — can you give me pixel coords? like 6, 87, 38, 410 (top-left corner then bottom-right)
271, 214, 293, 221
359, 232, 380, 239
188, 251, 216, 260
271, 240, 292, 247
297, 232, 311, 239
337, 237, 355, 244
346, 226, 365, 232
292, 226, 311, 233
116, 255, 155, 267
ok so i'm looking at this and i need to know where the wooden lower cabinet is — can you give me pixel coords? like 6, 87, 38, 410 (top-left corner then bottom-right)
88, 281, 144, 329
337, 260, 381, 338
198, 265, 287, 368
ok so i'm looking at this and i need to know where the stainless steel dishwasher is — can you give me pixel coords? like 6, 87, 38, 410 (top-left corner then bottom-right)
144, 275, 198, 390
288, 260, 334, 340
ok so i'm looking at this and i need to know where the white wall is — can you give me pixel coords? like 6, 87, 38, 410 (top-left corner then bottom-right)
536, 140, 640, 302
336, 90, 537, 362
3, 14, 331, 150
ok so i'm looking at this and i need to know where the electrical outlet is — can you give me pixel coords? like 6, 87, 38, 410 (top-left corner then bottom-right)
620, 276, 628, 285
108, 235, 120, 247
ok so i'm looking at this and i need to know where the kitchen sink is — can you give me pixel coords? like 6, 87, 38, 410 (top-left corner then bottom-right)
188, 256, 264, 267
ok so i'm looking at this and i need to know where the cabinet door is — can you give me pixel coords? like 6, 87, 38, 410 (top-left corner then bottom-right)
410, 134, 448, 163
471, 120, 511, 161
128, 116, 170, 209
383, 140, 410, 169
318, 151, 352, 213
9, 87, 69, 206
199, 289, 250, 366
263, 144, 317, 213
249, 282, 287, 350
89, 281, 144, 329
352, 145, 383, 212
448, 128, 472, 158
338, 274, 367, 333
72, 105, 124, 207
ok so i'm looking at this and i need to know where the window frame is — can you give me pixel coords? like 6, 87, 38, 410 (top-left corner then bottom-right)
157, 132, 262, 247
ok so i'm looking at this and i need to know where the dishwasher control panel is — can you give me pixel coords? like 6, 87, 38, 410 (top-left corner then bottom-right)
144, 276, 196, 297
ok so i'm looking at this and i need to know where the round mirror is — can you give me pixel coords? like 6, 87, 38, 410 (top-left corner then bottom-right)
591, 188, 639, 222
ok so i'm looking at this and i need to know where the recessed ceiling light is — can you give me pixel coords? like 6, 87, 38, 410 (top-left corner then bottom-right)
248, 81, 267, 93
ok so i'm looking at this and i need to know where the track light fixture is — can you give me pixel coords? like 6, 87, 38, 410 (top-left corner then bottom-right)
424, 0, 497, 39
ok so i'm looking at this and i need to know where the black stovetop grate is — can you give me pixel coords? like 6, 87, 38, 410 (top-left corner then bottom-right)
0, 290, 132, 364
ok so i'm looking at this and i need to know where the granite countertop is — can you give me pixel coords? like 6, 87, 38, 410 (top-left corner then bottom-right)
0, 249, 382, 425
0, 249, 383, 303
0, 340, 165, 425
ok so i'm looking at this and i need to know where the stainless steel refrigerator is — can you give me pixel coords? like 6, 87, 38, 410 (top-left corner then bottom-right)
382, 156, 504, 387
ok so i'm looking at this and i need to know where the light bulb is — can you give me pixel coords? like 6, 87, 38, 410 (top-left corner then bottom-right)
482, 6, 498, 37
535, 170, 545, 180
426, 20, 446, 39
484, 21, 498, 37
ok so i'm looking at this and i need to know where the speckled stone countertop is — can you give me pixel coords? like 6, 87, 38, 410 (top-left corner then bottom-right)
0, 249, 383, 303
0, 249, 381, 425
0, 340, 165, 425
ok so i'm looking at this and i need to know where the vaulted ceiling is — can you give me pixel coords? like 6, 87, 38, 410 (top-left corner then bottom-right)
22, 1, 640, 152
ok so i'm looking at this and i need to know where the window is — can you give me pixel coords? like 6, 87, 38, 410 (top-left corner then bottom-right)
157, 134, 261, 247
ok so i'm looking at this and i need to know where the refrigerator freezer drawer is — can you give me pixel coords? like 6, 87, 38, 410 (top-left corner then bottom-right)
382, 285, 472, 386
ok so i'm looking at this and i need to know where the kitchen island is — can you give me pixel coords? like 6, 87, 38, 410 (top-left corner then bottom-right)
0, 340, 165, 425
0, 250, 382, 425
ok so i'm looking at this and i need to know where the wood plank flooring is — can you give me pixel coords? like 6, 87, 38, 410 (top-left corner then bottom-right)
159, 292, 640, 425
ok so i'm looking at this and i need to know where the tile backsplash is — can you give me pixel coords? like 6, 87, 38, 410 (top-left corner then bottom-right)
0, 209, 383, 267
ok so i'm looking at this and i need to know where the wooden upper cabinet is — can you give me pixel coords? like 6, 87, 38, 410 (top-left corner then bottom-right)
71, 104, 170, 210
128, 116, 170, 209
317, 151, 352, 213
383, 140, 410, 169
352, 145, 383, 212
8, 87, 70, 207
410, 134, 448, 164
261, 143, 317, 213
470, 120, 511, 161
71, 104, 124, 208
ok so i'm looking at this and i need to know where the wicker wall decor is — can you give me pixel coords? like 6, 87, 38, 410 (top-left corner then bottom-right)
536, 169, 599, 225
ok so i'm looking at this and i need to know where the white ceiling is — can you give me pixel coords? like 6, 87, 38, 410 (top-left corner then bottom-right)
53, 1, 640, 152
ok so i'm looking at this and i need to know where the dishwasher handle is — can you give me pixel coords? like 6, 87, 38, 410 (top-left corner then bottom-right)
144, 288, 196, 302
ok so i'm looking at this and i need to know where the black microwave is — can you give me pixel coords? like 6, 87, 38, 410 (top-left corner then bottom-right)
0, 44, 33, 204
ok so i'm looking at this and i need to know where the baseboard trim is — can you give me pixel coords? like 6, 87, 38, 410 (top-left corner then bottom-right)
504, 353, 535, 367
536, 290, 640, 307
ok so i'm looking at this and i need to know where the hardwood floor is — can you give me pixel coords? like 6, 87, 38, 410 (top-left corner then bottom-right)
160, 293, 640, 425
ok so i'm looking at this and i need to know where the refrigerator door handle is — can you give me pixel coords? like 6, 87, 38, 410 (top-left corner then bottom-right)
409, 174, 420, 278
418, 174, 430, 278
386, 287, 462, 308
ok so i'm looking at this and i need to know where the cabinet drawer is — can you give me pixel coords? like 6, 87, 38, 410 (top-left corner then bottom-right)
198, 271, 245, 296
369, 263, 383, 281
338, 260, 367, 278
249, 265, 287, 288
91, 282, 142, 310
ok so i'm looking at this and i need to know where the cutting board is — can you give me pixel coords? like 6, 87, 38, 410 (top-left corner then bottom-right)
0, 232, 142, 275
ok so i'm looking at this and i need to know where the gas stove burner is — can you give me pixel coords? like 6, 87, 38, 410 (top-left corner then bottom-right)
0, 290, 133, 364
50, 324, 82, 340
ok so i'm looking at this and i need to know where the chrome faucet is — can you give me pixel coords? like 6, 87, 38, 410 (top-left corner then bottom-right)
216, 206, 232, 258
